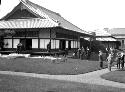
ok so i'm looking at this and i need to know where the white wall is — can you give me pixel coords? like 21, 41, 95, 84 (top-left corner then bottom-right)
39, 29, 50, 38
39, 29, 56, 38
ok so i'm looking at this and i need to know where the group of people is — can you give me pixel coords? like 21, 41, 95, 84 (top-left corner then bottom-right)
99, 48, 125, 71
73, 46, 90, 59
116, 52, 124, 70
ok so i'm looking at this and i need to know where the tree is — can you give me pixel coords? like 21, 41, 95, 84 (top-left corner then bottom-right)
91, 40, 105, 53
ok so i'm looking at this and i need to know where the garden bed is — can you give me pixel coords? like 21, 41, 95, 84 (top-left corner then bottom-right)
0, 57, 108, 75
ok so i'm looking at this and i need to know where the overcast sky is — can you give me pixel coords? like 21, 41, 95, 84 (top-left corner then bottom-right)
0, 0, 125, 31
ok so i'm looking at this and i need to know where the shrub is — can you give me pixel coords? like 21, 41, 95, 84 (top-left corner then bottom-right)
91, 40, 106, 53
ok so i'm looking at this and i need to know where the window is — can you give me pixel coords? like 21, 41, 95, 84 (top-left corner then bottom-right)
32, 39, 38, 48
13, 39, 20, 48
39, 39, 60, 49
40, 39, 45, 49
4, 39, 12, 48
71, 41, 74, 48
40, 39, 50, 49
44, 39, 50, 49
55, 40, 59, 49
51, 40, 55, 49
66, 41, 68, 48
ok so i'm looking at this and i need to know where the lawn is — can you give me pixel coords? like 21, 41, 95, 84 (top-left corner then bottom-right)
0, 74, 125, 92
0, 57, 107, 75
101, 70, 125, 83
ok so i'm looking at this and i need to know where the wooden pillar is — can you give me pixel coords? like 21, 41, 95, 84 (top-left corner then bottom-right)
24, 29, 26, 50
12, 36, 13, 49
50, 29, 52, 50
38, 29, 40, 49
89, 37, 92, 51
78, 34, 80, 49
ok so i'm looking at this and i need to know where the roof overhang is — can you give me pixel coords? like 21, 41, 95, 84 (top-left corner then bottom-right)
96, 36, 117, 41
0, 18, 58, 29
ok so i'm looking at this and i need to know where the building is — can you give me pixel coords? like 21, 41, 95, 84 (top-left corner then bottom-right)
107, 28, 125, 50
0, 0, 91, 54
92, 28, 119, 49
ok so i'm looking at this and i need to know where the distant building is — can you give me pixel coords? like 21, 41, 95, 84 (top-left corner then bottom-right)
0, 0, 91, 53
107, 28, 125, 50
93, 28, 120, 49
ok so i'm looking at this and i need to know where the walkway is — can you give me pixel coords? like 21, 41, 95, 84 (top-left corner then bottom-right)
0, 65, 125, 89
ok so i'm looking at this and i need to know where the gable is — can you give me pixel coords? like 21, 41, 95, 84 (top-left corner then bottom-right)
5, 9, 38, 20
1, 2, 46, 20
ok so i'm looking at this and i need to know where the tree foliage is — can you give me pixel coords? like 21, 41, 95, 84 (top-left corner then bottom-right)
91, 40, 106, 53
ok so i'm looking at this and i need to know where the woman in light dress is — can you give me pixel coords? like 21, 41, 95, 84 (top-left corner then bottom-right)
107, 53, 113, 71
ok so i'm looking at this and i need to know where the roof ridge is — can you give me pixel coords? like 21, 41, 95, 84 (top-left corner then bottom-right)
26, 0, 61, 17
25, 0, 61, 23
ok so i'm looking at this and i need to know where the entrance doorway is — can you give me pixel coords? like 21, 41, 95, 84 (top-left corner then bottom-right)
59, 40, 66, 50
20, 39, 32, 50
26, 39, 32, 50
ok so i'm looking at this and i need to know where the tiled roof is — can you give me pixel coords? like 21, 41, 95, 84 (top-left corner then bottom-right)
108, 28, 125, 35
21, 0, 90, 35
92, 29, 111, 36
0, 18, 57, 28
0, 0, 91, 35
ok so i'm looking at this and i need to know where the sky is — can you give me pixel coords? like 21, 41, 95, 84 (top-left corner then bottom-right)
0, 0, 125, 31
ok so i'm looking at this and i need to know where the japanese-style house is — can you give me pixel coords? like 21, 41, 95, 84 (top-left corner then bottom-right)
95, 28, 120, 49
107, 28, 125, 50
0, 0, 91, 54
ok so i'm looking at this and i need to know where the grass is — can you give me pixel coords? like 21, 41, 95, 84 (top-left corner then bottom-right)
0, 74, 125, 92
0, 57, 107, 75
101, 69, 125, 83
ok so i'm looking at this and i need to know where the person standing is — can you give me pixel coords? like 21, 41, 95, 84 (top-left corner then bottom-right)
17, 42, 22, 54
77, 48, 81, 59
80, 46, 85, 60
47, 42, 51, 52
116, 53, 121, 69
107, 54, 113, 71
121, 52, 124, 70
99, 50, 103, 69
105, 48, 109, 60
86, 47, 90, 59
